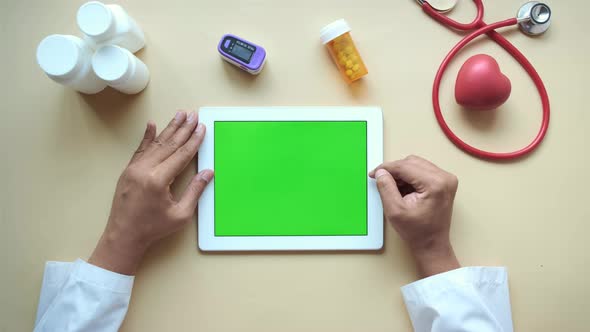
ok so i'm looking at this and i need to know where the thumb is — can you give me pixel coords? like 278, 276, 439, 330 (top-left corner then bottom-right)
375, 169, 403, 217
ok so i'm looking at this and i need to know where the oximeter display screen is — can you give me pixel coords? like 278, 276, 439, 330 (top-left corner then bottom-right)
231, 44, 253, 62
214, 121, 368, 236
221, 36, 256, 63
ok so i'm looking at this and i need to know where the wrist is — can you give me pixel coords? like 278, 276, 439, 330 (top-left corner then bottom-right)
89, 227, 147, 276
409, 236, 460, 278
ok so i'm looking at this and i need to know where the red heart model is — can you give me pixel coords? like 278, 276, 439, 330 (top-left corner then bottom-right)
455, 54, 512, 111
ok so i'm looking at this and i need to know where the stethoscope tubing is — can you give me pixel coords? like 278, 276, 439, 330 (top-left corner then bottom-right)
425, 0, 551, 160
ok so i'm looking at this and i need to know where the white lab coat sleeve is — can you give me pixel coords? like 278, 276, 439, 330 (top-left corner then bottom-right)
34, 259, 134, 332
401, 266, 513, 332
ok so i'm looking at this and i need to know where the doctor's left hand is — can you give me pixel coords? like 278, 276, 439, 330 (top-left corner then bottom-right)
89, 111, 214, 275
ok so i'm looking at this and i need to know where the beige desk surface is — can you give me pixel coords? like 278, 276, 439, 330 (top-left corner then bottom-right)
1, 0, 589, 331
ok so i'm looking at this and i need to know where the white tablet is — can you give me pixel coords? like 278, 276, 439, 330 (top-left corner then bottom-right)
197, 107, 383, 251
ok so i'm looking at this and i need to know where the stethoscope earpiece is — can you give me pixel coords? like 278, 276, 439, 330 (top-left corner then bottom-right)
416, 0, 458, 13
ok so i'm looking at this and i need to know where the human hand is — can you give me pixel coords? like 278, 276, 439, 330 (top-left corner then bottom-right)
369, 155, 460, 278
89, 111, 213, 275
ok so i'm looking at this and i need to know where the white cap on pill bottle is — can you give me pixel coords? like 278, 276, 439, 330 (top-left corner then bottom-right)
37, 35, 83, 82
36, 34, 106, 94
92, 45, 150, 94
77, 1, 116, 39
320, 19, 351, 44
77, 1, 145, 53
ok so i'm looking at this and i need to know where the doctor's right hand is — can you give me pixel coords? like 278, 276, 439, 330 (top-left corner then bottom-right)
369, 156, 460, 278
89, 111, 214, 276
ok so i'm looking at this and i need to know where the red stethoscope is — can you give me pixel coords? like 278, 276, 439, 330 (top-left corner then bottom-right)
417, 0, 552, 160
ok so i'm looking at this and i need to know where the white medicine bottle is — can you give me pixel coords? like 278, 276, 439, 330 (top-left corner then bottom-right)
36, 34, 107, 94
92, 45, 150, 95
77, 1, 145, 53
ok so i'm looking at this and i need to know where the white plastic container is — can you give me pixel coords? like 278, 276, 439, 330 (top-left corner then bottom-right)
77, 1, 145, 53
92, 45, 150, 94
36, 34, 107, 94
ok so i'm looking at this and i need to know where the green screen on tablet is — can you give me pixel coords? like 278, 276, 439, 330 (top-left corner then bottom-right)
214, 121, 367, 237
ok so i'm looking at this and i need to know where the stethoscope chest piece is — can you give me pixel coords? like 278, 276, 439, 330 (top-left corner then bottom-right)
518, 1, 552, 35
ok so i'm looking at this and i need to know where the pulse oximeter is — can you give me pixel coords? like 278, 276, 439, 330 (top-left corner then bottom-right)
218, 34, 267, 75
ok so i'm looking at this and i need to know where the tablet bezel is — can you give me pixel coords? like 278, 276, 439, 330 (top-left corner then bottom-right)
197, 107, 383, 251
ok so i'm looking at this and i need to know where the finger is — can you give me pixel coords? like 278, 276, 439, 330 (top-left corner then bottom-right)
147, 111, 186, 153
158, 122, 206, 182
398, 156, 457, 192
370, 160, 431, 193
375, 169, 404, 215
403, 155, 440, 172
151, 111, 199, 163
368, 155, 434, 177
129, 121, 156, 164
177, 169, 214, 215
406, 156, 456, 183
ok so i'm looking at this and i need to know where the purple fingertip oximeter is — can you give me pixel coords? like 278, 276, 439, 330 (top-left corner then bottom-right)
218, 34, 267, 75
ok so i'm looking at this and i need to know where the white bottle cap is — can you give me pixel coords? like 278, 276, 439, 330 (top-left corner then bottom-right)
92, 45, 133, 85
320, 19, 351, 44
36, 35, 82, 81
77, 1, 115, 38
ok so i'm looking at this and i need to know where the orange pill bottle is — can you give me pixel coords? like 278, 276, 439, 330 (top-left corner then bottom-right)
320, 19, 368, 84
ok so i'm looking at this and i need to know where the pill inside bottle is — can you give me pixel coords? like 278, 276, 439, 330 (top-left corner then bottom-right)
320, 19, 368, 84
